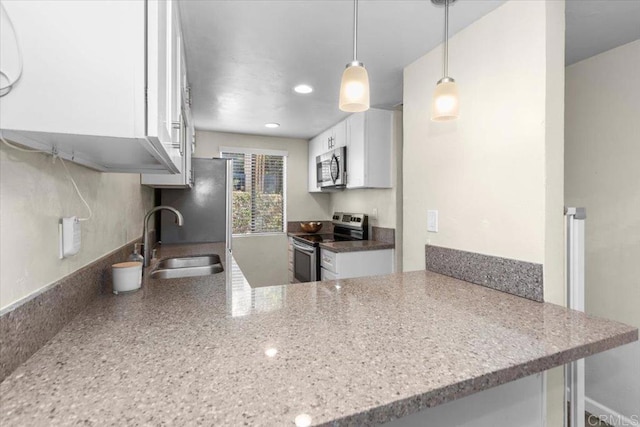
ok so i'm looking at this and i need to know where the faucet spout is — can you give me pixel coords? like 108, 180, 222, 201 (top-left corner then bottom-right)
142, 206, 184, 267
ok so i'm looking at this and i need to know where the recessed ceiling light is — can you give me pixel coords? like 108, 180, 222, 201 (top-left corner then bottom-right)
294, 84, 313, 94
265, 123, 280, 128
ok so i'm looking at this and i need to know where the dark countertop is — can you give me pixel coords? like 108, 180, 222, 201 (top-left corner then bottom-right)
288, 232, 395, 252
319, 240, 395, 252
0, 242, 636, 426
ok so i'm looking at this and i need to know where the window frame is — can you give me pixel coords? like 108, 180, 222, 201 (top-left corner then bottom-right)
220, 146, 288, 236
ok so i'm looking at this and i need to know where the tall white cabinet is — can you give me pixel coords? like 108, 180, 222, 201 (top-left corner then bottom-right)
0, 0, 185, 174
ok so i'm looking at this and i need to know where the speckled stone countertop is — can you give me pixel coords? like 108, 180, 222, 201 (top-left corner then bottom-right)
0, 243, 636, 426
319, 239, 395, 253
288, 232, 395, 253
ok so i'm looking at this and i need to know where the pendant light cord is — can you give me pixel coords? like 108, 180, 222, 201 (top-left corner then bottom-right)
443, 0, 449, 78
353, 0, 358, 61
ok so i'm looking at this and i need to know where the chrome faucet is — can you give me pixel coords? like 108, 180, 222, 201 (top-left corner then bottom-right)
142, 206, 184, 267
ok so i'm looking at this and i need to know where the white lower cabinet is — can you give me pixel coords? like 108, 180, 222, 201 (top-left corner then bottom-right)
320, 248, 394, 280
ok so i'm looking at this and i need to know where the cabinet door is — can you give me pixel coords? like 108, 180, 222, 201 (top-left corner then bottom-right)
346, 109, 393, 189
320, 129, 332, 151
308, 135, 322, 192
0, 0, 184, 173
346, 113, 366, 188
146, 0, 182, 171
321, 268, 337, 281
0, 1, 145, 137
333, 119, 347, 148
147, 1, 172, 146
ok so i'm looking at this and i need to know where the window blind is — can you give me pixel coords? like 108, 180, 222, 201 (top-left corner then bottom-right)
221, 149, 287, 234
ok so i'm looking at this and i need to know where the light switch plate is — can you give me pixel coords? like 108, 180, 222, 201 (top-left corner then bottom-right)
427, 210, 438, 232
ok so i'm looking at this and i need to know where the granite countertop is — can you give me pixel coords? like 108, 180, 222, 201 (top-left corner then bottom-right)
319, 240, 394, 253
288, 232, 395, 253
0, 242, 636, 426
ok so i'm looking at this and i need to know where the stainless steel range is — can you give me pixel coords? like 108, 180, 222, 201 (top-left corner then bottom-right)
292, 212, 368, 283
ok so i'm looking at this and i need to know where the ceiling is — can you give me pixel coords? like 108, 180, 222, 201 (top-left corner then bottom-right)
565, 0, 640, 65
179, 0, 640, 140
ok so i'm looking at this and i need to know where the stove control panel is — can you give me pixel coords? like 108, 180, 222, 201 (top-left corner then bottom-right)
331, 212, 368, 231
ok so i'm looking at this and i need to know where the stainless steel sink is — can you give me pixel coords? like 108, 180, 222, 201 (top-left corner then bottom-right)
156, 255, 221, 269
150, 264, 224, 279
150, 254, 224, 279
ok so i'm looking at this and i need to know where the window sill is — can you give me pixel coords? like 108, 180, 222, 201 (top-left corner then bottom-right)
232, 232, 287, 238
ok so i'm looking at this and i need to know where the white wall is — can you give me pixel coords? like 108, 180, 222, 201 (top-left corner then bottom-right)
565, 40, 640, 421
194, 130, 331, 286
402, 0, 563, 274
0, 144, 153, 310
403, 1, 565, 424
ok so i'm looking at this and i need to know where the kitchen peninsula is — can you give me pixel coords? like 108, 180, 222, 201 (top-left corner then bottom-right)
0, 243, 636, 426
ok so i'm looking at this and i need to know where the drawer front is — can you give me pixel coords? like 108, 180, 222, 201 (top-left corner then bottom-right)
321, 267, 337, 281
320, 249, 337, 273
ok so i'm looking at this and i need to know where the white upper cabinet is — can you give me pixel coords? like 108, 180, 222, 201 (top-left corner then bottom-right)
307, 110, 394, 193
308, 134, 323, 193
317, 120, 347, 152
142, 4, 194, 188
333, 119, 347, 149
307, 119, 348, 192
346, 109, 394, 189
0, 1, 183, 173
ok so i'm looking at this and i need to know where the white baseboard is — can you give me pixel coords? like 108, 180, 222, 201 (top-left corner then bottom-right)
585, 396, 639, 427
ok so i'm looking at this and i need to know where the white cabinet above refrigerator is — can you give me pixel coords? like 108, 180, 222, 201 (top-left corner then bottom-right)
0, 0, 184, 174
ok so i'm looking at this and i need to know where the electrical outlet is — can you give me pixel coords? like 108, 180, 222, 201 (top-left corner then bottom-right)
427, 210, 438, 232
372, 208, 378, 220
59, 217, 81, 259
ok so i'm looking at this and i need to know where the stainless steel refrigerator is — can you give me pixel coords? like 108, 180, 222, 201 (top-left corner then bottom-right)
159, 158, 232, 252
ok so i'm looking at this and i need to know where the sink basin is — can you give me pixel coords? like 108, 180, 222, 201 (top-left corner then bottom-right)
156, 255, 221, 269
150, 254, 224, 279
150, 264, 224, 280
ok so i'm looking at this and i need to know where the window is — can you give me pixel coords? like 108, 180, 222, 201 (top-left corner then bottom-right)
220, 147, 287, 234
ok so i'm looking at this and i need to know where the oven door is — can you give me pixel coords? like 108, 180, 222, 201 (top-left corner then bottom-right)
292, 240, 318, 283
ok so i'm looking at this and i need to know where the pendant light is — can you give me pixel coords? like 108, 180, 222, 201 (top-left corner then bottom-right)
431, 0, 459, 121
339, 0, 370, 112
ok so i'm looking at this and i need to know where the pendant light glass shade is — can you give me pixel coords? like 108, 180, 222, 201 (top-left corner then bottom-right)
339, 0, 369, 112
431, 0, 459, 121
431, 77, 459, 121
339, 61, 370, 112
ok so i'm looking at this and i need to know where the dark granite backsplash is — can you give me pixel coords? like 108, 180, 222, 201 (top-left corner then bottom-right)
0, 239, 139, 382
371, 226, 395, 244
425, 245, 544, 302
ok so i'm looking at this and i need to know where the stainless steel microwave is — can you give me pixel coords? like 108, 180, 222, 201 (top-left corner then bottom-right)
316, 146, 346, 190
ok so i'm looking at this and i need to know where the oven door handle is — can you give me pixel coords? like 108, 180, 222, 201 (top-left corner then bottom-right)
293, 241, 316, 254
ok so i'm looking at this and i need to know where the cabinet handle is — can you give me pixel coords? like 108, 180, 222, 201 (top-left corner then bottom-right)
172, 121, 181, 130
